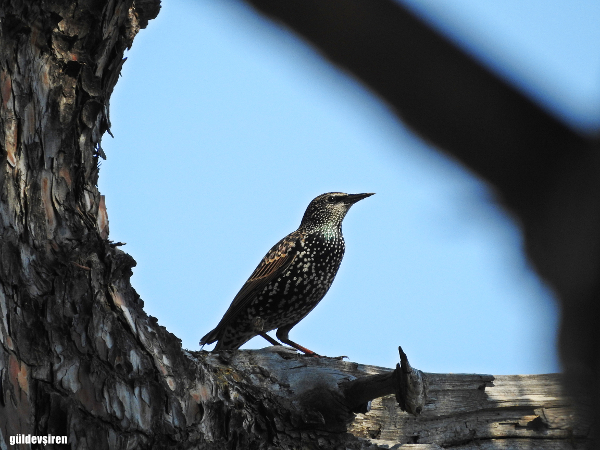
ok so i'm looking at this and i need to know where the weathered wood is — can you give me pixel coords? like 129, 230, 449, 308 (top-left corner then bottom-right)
343, 370, 398, 414
340, 346, 427, 415
395, 346, 427, 416
195, 346, 587, 448
349, 372, 589, 448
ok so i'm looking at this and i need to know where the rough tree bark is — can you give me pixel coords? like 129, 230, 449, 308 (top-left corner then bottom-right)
0, 0, 593, 449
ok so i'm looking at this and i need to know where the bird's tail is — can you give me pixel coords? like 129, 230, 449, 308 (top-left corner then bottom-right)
199, 328, 219, 348
200, 328, 254, 351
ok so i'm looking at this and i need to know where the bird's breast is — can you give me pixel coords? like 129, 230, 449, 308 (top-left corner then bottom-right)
294, 234, 345, 282
248, 233, 346, 329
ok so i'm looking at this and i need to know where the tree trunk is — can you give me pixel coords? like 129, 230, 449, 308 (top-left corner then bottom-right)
0, 1, 593, 449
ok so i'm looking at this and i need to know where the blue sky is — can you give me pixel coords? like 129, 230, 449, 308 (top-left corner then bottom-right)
99, 0, 600, 374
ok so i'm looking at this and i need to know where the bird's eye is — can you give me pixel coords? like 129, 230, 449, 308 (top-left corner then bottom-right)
326, 195, 336, 203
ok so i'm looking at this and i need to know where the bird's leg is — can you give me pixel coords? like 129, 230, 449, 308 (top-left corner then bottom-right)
276, 326, 320, 357
252, 317, 282, 347
280, 338, 319, 357
257, 332, 282, 346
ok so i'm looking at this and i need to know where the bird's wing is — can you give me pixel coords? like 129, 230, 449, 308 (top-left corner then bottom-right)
200, 230, 304, 345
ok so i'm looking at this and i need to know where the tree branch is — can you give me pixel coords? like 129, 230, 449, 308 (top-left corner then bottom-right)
340, 346, 427, 415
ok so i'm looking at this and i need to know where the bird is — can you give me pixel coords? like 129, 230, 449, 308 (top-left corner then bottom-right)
199, 192, 374, 356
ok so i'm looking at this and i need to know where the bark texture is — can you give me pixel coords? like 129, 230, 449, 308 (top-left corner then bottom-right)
0, 0, 167, 447
0, 0, 594, 449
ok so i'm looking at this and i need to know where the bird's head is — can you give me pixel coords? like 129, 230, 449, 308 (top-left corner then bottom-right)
300, 192, 374, 230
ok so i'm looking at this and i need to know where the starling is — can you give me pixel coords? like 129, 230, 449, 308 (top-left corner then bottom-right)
200, 192, 374, 356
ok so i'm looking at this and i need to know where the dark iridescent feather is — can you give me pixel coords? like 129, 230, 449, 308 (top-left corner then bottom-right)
200, 230, 303, 345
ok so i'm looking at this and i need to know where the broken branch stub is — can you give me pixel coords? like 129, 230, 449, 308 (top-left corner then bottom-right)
394, 346, 427, 415
339, 346, 427, 416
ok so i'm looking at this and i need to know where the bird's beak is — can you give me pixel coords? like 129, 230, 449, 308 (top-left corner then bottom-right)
344, 193, 375, 204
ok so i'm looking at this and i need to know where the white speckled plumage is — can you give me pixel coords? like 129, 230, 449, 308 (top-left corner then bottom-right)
200, 192, 374, 355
